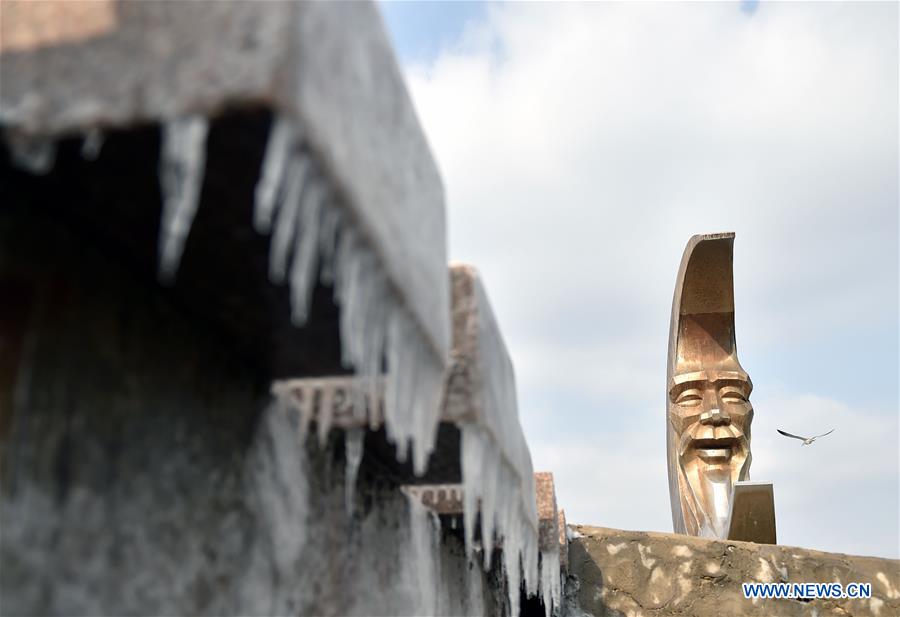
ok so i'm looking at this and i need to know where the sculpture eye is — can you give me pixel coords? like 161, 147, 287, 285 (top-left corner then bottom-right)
720, 389, 747, 404
676, 390, 703, 406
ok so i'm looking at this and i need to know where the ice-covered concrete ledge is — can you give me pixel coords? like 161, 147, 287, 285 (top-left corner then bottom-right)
1, 0, 450, 472
271, 265, 560, 614
442, 264, 545, 616
566, 525, 900, 617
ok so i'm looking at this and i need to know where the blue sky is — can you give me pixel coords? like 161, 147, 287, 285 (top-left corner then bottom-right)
379, 1, 899, 560
380, 1, 489, 65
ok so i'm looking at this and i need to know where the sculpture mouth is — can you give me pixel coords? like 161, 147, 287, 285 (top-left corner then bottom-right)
692, 437, 738, 462
678, 424, 746, 460
692, 437, 738, 449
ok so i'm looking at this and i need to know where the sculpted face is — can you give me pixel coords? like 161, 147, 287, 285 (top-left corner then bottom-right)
668, 366, 753, 537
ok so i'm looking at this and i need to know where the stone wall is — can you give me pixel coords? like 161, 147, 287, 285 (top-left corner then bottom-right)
566, 525, 899, 617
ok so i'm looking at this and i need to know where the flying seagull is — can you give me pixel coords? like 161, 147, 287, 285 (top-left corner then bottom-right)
777, 428, 834, 446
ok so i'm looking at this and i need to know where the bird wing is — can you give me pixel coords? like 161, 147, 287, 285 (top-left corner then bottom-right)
812, 429, 835, 440
777, 429, 808, 441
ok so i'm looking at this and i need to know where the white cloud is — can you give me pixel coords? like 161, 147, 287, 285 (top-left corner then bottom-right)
404, 2, 898, 558
529, 431, 670, 535
750, 392, 898, 557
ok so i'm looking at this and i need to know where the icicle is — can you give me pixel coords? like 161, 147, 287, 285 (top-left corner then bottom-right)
157, 115, 209, 284
333, 228, 373, 371
462, 425, 481, 561
253, 112, 446, 480
268, 155, 310, 284
288, 178, 324, 325
317, 202, 341, 285
539, 549, 562, 617
429, 510, 442, 548
254, 115, 297, 233
5, 131, 56, 174
505, 546, 522, 617
81, 128, 104, 160
344, 428, 364, 516
383, 307, 443, 475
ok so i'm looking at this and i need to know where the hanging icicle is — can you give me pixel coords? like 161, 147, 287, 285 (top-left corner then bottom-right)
252, 113, 444, 476
81, 128, 105, 160
157, 115, 209, 284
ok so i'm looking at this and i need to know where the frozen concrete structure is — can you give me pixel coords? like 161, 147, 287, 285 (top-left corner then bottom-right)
0, 2, 564, 615
1, 0, 449, 473
274, 264, 566, 616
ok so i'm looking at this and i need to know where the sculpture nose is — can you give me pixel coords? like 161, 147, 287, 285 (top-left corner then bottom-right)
700, 407, 731, 426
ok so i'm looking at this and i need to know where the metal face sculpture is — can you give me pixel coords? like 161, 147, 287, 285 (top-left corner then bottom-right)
667, 233, 753, 538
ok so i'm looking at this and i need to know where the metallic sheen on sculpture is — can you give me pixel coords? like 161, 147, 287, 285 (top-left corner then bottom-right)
667, 233, 753, 538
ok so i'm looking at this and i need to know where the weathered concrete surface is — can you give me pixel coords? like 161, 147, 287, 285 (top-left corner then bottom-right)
568, 525, 899, 617
535, 472, 560, 555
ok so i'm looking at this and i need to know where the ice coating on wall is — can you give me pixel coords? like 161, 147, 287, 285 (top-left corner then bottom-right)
406, 495, 443, 613
540, 548, 562, 617
462, 424, 540, 617
344, 427, 364, 515
260, 397, 488, 616
241, 402, 480, 616
254, 114, 444, 475
452, 268, 540, 617
239, 401, 313, 614
441, 265, 546, 615
473, 275, 539, 546
157, 115, 210, 283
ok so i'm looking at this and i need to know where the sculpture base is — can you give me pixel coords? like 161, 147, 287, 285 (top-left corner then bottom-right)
727, 481, 776, 544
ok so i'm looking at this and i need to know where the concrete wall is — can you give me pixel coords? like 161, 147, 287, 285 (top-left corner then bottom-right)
0, 204, 496, 616
566, 525, 899, 617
